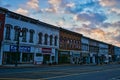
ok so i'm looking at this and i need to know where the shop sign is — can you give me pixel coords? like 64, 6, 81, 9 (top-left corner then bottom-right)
42, 48, 52, 54
10, 45, 31, 52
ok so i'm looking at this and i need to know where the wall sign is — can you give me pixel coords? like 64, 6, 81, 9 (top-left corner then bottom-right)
10, 45, 31, 52
42, 48, 52, 54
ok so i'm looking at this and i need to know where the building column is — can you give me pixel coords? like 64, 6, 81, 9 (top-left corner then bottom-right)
20, 52, 22, 63
0, 41, 3, 65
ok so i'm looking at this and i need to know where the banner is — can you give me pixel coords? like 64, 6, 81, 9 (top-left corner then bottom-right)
42, 48, 52, 54
0, 14, 5, 41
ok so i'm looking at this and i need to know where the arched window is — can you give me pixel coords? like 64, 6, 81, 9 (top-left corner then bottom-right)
54, 36, 57, 46
29, 29, 35, 43
14, 26, 20, 41
38, 32, 42, 44
44, 34, 48, 45
22, 28, 28, 42
50, 35, 53, 45
5, 24, 13, 40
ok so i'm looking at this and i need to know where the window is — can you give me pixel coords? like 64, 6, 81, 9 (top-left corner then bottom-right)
29, 29, 35, 43
22, 28, 28, 42
44, 34, 48, 45
5, 24, 12, 40
54, 36, 57, 46
36, 53, 42, 57
38, 32, 42, 44
14, 26, 20, 41
50, 35, 53, 45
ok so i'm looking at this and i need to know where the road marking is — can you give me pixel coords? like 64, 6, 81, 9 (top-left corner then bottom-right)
41, 68, 120, 80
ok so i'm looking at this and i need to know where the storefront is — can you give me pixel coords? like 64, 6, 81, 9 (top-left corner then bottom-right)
71, 51, 81, 64
58, 51, 70, 64
2, 45, 33, 64
81, 52, 90, 64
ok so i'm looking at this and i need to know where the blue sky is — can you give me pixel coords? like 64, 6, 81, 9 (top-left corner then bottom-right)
0, 0, 120, 47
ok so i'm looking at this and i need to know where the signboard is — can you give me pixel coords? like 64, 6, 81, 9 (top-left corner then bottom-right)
42, 48, 52, 54
0, 14, 5, 41
10, 45, 31, 52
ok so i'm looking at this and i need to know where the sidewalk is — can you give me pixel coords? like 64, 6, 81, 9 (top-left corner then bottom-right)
0, 62, 117, 69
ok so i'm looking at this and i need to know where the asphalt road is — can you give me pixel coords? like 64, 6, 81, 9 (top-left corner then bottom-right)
0, 64, 120, 80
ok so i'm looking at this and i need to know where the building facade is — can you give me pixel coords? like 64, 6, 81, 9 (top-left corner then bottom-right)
98, 42, 109, 64
59, 28, 82, 64
89, 39, 99, 64
0, 7, 59, 65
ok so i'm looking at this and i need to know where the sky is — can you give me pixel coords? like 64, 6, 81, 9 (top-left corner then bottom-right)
0, 0, 120, 47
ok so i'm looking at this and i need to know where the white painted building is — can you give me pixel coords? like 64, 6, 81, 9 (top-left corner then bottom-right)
99, 42, 109, 63
0, 7, 59, 65
114, 46, 120, 61
81, 36, 90, 64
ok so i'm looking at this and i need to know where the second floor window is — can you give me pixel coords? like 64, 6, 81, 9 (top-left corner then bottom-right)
38, 32, 42, 44
54, 36, 57, 46
14, 26, 20, 41
22, 28, 28, 42
44, 34, 48, 45
50, 35, 53, 45
5, 24, 12, 40
29, 29, 34, 43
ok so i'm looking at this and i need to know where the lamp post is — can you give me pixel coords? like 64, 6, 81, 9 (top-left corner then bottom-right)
15, 28, 22, 67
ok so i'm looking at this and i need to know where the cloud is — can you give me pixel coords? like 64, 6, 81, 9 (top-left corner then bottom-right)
109, 8, 120, 15
47, 0, 62, 13
99, 0, 117, 7
16, 8, 29, 16
74, 12, 107, 25
26, 0, 39, 10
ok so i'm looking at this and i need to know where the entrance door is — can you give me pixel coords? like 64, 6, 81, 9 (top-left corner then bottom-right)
43, 54, 50, 64
22, 53, 34, 63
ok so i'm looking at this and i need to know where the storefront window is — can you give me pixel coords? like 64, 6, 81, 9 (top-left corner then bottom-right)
22, 53, 33, 63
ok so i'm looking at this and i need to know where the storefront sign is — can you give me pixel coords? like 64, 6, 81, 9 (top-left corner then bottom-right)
10, 45, 31, 52
0, 14, 5, 41
42, 48, 52, 54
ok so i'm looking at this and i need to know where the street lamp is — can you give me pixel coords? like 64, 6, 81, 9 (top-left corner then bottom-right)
15, 28, 23, 67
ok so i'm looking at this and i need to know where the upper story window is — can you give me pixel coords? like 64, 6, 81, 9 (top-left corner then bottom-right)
44, 34, 48, 45
54, 36, 57, 46
14, 26, 20, 41
29, 29, 35, 43
50, 35, 53, 45
38, 32, 42, 44
5, 24, 13, 40
22, 28, 28, 42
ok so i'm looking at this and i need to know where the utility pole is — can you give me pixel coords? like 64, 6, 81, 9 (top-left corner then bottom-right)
15, 28, 21, 67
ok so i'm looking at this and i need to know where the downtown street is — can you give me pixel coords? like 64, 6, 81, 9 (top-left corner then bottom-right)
0, 64, 120, 80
